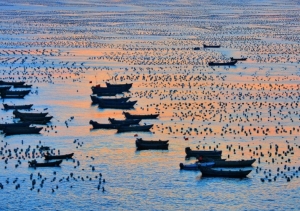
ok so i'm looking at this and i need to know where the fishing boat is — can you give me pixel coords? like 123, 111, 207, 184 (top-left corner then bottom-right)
0, 81, 25, 86
3, 126, 43, 135
123, 112, 159, 119
199, 166, 252, 178
1, 90, 31, 95
203, 44, 221, 48
105, 82, 132, 91
206, 159, 256, 168
44, 153, 74, 160
90, 95, 130, 104
89, 120, 118, 129
230, 57, 247, 61
28, 160, 62, 167
136, 138, 169, 150
1, 93, 26, 99
0, 86, 11, 91
185, 147, 222, 158
18, 116, 53, 122
108, 118, 141, 126
21, 119, 51, 125
0, 122, 31, 130
117, 124, 153, 133
179, 162, 215, 170
13, 84, 32, 88
13, 110, 48, 118
91, 86, 125, 95
3, 103, 33, 110
98, 100, 137, 109
208, 60, 237, 66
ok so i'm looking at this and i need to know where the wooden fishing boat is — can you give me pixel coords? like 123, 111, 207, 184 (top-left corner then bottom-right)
117, 124, 153, 133
89, 120, 118, 129
185, 147, 222, 158
19, 116, 53, 122
28, 160, 62, 167
0, 86, 11, 91
45, 153, 74, 160
203, 44, 221, 48
208, 60, 237, 66
136, 138, 169, 150
90, 95, 130, 104
98, 100, 137, 109
199, 166, 252, 178
230, 57, 247, 61
123, 112, 159, 119
13, 84, 32, 88
0, 81, 25, 86
13, 110, 48, 118
108, 118, 141, 126
179, 162, 215, 170
105, 82, 132, 91
207, 159, 256, 168
1, 93, 26, 98
91, 86, 125, 95
3, 126, 43, 135
21, 119, 51, 124
0, 122, 31, 130
3, 103, 33, 110
1, 90, 31, 95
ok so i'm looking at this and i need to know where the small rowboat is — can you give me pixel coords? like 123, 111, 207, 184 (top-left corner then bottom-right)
45, 153, 74, 160
3, 103, 33, 110
179, 162, 215, 170
89, 120, 118, 129
185, 147, 222, 158
19, 116, 53, 122
13, 110, 48, 118
123, 111, 159, 119
206, 159, 256, 168
3, 126, 43, 136
90, 95, 130, 104
98, 100, 137, 109
0, 122, 31, 130
208, 60, 237, 66
13, 84, 32, 88
117, 124, 153, 133
136, 138, 169, 150
28, 160, 62, 167
108, 118, 141, 126
199, 166, 252, 178
105, 82, 132, 91
0, 81, 25, 86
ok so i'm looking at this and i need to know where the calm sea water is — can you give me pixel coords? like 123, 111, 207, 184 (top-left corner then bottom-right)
0, 0, 300, 210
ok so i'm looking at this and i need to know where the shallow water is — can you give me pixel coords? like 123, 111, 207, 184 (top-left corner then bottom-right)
0, 0, 300, 210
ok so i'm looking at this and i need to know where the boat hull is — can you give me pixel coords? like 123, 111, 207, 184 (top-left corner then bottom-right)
179, 162, 215, 170
199, 167, 252, 178
89, 120, 118, 129
3, 104, 33, 110
108, 118, 141, 126
123, 112, 159, 119
136, 138, 169, 150
45, 153, 74, 160
117, 124, 153, 133
28, 160, 62, 167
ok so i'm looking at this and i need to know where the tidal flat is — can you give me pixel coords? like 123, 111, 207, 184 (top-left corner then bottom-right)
0, 0, 300, 210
